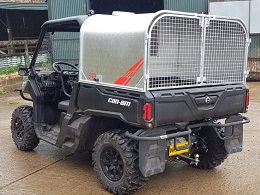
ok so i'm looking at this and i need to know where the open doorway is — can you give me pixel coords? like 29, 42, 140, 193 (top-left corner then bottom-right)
90, 0, 164, 14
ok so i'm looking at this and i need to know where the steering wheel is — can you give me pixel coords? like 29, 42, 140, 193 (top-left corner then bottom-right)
52, 61, 78, 73
52, 61, 78, 98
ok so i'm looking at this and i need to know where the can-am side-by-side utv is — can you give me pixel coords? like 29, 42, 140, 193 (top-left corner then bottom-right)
11, 10, 250, 194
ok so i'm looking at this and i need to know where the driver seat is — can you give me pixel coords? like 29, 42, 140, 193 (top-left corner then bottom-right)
58, 100, 70, 111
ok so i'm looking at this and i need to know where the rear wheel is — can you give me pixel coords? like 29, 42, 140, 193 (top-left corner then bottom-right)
92, 130, 147, 194
11, 105, 39, 151
190, 126, 228, 169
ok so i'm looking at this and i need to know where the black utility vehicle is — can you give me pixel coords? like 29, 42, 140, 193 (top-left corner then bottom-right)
11, 11, 250, 194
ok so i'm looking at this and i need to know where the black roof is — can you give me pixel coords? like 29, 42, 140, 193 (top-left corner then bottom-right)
42, 15, 89, 32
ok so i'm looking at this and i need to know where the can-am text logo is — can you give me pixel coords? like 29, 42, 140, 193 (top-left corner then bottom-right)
108, 98, 131, 107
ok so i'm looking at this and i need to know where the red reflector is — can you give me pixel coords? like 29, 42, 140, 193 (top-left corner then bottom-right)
143, 103, 153, 121
246, 92, 250, 107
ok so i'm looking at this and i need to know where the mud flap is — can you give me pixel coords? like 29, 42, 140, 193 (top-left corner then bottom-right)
139, 139, 166, 177
224, 114, 243, 154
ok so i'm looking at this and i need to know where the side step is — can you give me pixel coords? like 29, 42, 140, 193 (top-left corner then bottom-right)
34, 123, 59, 145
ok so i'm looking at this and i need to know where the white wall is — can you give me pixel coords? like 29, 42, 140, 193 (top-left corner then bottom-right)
209, 0, 260, 34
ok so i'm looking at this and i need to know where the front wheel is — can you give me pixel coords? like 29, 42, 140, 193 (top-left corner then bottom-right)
11, 105, 39, 151
92, 130, 147, 194
190, 126, 228, 169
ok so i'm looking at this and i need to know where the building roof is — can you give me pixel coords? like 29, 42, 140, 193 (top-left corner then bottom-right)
0, 2, 47, 11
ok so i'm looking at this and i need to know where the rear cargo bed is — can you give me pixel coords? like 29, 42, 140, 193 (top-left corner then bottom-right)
151, 84, 248, 127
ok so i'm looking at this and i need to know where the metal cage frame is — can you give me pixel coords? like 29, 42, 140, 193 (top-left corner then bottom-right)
145, 11, 249, 91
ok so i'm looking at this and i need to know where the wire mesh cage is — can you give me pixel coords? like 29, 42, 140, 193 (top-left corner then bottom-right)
204, 19, 247, 84
147, 14, 248, 90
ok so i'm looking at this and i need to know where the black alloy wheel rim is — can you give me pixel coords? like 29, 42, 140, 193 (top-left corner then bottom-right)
14, 117, 25, 141
100, 146, 124, 181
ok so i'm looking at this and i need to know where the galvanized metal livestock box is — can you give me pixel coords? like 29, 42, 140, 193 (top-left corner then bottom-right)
79, 11, 249, 91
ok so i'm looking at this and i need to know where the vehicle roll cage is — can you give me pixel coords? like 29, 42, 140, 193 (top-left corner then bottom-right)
29, 15, 89, 70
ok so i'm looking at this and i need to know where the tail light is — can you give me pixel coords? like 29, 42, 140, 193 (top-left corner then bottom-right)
143, 103, 153, 121
245, 92, 250, 112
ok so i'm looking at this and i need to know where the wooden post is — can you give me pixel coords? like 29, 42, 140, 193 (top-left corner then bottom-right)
6, 10, 13, 54
24, 40, 29, 68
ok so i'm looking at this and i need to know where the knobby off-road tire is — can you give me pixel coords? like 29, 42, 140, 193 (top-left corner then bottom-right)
11, 105, 39, 151
92, 130, 147, 194
190, 126, 228, 169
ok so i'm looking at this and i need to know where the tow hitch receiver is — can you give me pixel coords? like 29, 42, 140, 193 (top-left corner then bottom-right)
125, 128, 191, 177
168, 137, 189, 156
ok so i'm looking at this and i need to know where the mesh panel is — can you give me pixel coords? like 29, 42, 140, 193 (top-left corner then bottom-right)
204, 20, 246, 84
35, 35, 52, 69
35, 32, 80, 70
51, 32, 80, 65
148, 16, 201, 89
147, 15, 247, 90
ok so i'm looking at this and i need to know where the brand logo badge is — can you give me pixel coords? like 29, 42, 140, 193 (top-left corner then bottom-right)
108, 98, 131, 107
205, 96, 211, 105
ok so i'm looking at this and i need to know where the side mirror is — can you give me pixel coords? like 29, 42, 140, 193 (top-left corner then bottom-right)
18, 68, 29, 76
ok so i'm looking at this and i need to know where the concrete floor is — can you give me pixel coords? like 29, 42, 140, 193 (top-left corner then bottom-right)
0, 82, 259, 195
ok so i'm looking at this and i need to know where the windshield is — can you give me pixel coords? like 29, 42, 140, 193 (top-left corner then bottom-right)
34, 31, 80, 71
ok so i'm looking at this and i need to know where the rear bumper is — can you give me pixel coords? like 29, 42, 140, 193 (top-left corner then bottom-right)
125, 115, 250, 177
125, 116, 250, 141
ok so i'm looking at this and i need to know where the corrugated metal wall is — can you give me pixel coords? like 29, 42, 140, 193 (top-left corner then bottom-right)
164, 0, 208, 13
248, 34, 260, 80
249, 35, 260, 59
47, 0, 89, 65
48, 0, 88, 19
